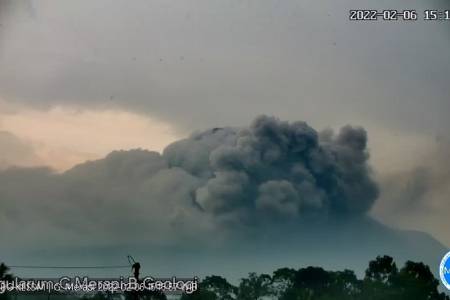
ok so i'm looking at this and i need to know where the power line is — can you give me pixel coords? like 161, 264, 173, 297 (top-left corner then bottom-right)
8, 265, 130, 269
7, 255, 135, 270
127, 255, 136, 265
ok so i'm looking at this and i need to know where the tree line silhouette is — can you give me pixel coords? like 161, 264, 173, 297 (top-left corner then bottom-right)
181, 256, 449, 300
1, 256, 448, 300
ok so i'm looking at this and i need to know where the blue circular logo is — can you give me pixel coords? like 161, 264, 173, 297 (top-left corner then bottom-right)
440, 251, 450, 290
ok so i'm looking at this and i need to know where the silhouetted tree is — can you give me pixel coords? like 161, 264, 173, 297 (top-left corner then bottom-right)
181, 256, 449, 300
237, 273, 271, 300
365, 255, 398, 283
327, 270, 361, 300
0, 263, 13, 300
284, 267, 333, 300
271, 268, 296, 298
392, 261, 449, 300
361, 255, 398, 300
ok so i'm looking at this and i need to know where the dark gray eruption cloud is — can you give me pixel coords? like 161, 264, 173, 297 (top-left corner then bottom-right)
166, 115, 378, 221
0, 116, 378, 250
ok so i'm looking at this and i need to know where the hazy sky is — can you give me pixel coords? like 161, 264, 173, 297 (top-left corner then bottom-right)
0, 0, 449, 266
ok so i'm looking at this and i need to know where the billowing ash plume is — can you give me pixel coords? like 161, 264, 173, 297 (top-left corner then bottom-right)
166, 115, 378, 221
0, 115, 379, 248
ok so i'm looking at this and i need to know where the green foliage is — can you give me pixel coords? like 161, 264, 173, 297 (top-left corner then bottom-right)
365, 255, 398, 283
181, 256, 450, 300
1, 257, 448, 300
271, 268, 297, 298
361, 255, 399, 300
393, 261, 446, 300
237, 273, 271, 300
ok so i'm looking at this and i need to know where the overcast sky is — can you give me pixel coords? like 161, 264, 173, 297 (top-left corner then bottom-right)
0, 0, 449, 268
